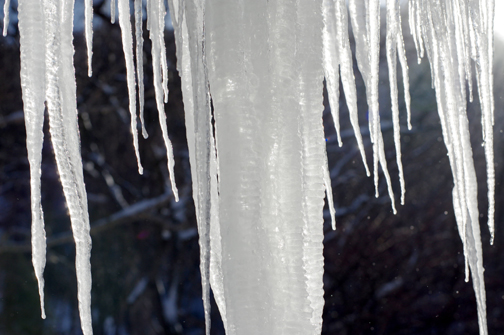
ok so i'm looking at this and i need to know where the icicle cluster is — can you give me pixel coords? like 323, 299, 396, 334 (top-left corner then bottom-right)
7, 0, 495, 334
167, 0, 494, 334
11, 0, 179, 334
407, 1, 495, 334
16, 0, 94, 334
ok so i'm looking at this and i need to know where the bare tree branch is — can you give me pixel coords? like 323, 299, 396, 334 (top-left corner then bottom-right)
0, 191, 175, 253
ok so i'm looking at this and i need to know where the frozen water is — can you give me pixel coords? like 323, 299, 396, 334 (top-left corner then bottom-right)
18, 0, 47, 319
11, 1, 496, 335
42, 0, 93, 333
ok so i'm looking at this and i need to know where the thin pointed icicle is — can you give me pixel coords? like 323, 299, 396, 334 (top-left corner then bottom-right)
42, 0, 93, 333
134, 0, 148, 139
84, 0, 93, 77
369, 0, 381, 198
118, 0, 143, 174
386, 0, 406, 205
391, 0, 412, 131
208, 121, 226, 332
158, 0, 170, 103
397, 40, 411, 131
335, 0, 370, 176
418, 1, 488, 333
486, 0, 495, 245
322, 0, 342, 147
148, 0, 179, 201
2, 0, 9, 36
324, 161, 337, 230
470, 0, 495, 244
18, 0, 47, 319
110, 0, 116, 24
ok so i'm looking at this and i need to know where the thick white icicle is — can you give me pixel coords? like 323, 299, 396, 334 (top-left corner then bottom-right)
18, 0, 47, 319
42, 0, 93, 333
297, 1, 327, 331
2, 0, 9, 36
147, 0, 179, 201
134, 0, 148, 138
84, 0, 93, 76
117, 0, 143, 174
203, 0, 328, 333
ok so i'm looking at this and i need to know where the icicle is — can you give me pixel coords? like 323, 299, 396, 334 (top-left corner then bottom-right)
2, 0, 9, 36
117, 0, 143, 174
18, 0, 47, 319
487, 0, 495, 245
202, 0, 329, 333
369, 0, 381, 198
297, 1, 327, 331
322, 0, 342, 147
11, 1, 498, 334
386, 0, 407, 204
134, 0, 148, 138
110, 0, 116, 24
42, 0, 93, 333
208, 119, 226, 331
393, 2, 411, 131
158, 0, 169, 103
148, 0, 179, 201
84, 0, 93, 77
324, 161, 337, 230
167, 0, 211, 333
470, 0, 495, 244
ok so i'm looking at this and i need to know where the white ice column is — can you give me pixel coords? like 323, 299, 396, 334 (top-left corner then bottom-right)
205, 1, 328, 334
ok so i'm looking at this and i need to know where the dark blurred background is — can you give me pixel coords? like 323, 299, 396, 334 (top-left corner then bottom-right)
1, 1, 504, 334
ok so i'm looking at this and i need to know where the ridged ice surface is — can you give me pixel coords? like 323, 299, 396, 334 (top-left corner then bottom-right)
204, 1, 329, 333
386, 0, 410, 205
